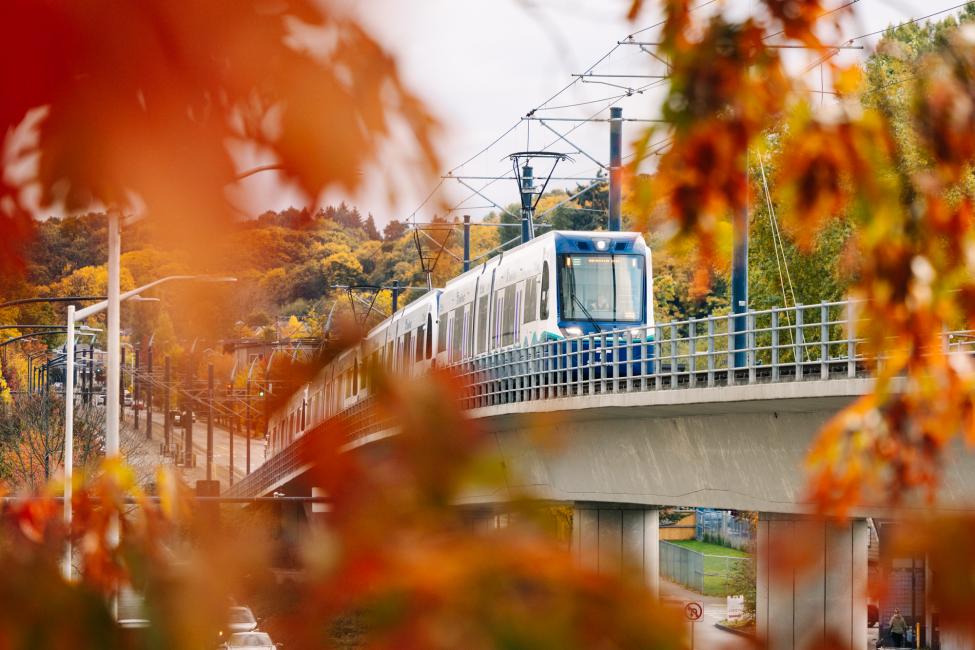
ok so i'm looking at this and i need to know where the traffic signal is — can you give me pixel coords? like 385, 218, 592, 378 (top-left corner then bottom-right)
259, 388, 265, 398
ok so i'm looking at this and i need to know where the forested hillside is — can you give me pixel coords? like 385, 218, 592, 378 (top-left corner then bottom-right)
1, 174, 858, 372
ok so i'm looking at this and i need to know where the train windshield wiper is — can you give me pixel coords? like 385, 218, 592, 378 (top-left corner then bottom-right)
571, 294, 602, 333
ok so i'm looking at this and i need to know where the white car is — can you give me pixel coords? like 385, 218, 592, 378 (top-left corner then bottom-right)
226, 606, 258, 634
221, 631, 280, 648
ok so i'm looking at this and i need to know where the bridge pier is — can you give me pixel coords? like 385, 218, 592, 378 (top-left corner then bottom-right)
756, 514, 868, 650
571, 504, 659, 597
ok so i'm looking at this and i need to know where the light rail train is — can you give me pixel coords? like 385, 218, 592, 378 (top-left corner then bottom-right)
267, 230, 654, 455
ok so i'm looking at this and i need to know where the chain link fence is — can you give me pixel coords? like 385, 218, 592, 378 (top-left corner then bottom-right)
696, 509, 752, 550
659, 541, 752, 596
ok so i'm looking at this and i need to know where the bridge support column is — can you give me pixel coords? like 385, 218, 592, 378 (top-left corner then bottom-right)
756, 514, 867, 650
572, 504, 659, 597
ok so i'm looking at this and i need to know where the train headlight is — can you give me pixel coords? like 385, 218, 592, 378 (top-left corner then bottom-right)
564, 326, 583, 337
594, 239, 609, 251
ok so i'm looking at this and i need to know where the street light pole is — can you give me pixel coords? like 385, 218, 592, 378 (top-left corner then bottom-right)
61, 271, 236, 580
106, 211, 121, 461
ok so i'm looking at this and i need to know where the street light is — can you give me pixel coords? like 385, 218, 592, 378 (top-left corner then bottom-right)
63, 273, 236, 580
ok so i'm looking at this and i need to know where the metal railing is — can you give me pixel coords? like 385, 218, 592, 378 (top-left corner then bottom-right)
227, 398, 392, 497
229, 300, 917, 497
455, 301, 865, 409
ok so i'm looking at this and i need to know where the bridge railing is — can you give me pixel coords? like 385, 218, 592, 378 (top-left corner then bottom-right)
230, 300, 894, 496
455, 301, 868, 409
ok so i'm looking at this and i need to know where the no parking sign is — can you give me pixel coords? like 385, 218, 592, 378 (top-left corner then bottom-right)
684, 601, 703, 649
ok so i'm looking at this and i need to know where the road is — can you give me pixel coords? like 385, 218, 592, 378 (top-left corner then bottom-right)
135, 408, 266, 489
660, 579, 756, 649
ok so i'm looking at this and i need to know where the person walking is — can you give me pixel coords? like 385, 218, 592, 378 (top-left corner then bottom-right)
888, 608, 908, 648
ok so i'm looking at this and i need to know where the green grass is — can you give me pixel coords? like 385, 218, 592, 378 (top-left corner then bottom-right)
671, 540, 751, 597
670, 540, 749, 558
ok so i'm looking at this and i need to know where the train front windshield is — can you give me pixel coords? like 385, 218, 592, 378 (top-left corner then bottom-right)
558, 254, 646, 324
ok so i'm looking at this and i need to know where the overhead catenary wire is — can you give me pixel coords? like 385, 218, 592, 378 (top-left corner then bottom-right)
444, 95, 629, 217
849, 0, 975, 41
757, 152, 799, 311
408, 2, 724, 222
444, 76, 671, 220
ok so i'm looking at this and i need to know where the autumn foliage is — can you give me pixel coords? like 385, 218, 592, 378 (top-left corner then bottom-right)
0, 0, 438, 267
9, 0, 975, 647
626, 0, 975, 516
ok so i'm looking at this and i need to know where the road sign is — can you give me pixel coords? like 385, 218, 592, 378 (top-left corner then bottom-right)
684, 601, 704, 622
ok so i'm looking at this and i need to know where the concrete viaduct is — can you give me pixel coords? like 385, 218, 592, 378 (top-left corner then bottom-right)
227, 302, 975, 649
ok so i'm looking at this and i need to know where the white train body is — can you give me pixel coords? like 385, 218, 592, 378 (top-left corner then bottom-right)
267, 231, 653, 456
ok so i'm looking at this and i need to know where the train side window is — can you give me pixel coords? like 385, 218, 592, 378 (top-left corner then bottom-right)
540, 262, 550, 320
476, 294, 488, 355
502, 285, 516, 347
494, 292, 503, 349
426, 314, 434, 358
450, 306, 463, 362
403, 330, 412, 367
438, 312, 448, 353
415, 324, 425, 361
523, 277, 537, 325
513, 288, 521, 342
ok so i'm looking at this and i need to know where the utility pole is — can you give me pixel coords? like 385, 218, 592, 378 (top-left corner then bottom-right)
245, 380, 251, 475
81, 346, 88, 405
133, 347, 140, 429
228, 386, 235, 487
87, 347, 94, 405
183, 362, 193, 468
463, 215, 471, 272
43, 358, 50, 481
608, 106, 622, 232
263, 381, 270, 455
120, 346, 126, 418
206, 363, 214, 481
163, 356, 171, 453
391, 280, 401, 314
145, 345, 153, 439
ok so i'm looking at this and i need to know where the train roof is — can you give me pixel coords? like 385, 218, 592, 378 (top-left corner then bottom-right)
442, 229, 646, 288
363, 287, 440, 340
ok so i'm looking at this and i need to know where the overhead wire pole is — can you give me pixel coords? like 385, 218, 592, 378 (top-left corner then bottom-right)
463, 215, 471, 272
62, 306, 75, 580
145, 344, 153, 439
520, 162, 534, 242
207, 363, 214, 482
608, 106, 623, 231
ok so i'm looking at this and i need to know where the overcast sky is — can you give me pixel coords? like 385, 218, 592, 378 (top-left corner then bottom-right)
230, 0, 937, 227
